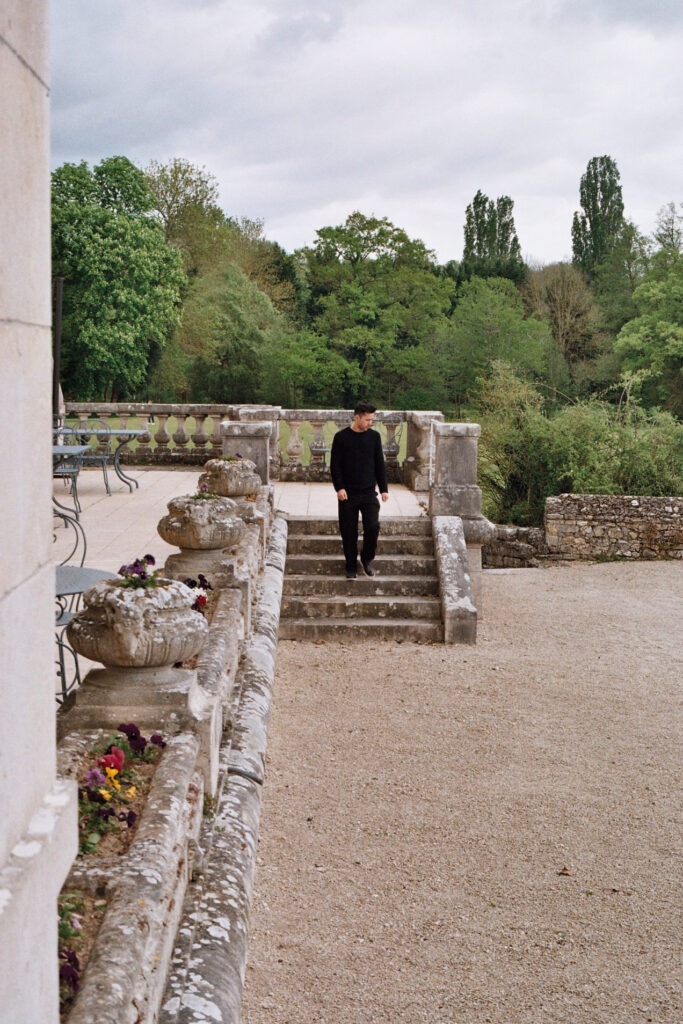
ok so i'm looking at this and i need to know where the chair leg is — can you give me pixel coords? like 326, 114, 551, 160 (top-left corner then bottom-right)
102, 461, 112, 495
56, 632, 81, 704
71, 473, 82, 513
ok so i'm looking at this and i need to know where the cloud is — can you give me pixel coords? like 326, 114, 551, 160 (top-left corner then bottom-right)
51, 0, 683, 263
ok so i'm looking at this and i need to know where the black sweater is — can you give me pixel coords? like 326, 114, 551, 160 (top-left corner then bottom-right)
330, 427, 388, 495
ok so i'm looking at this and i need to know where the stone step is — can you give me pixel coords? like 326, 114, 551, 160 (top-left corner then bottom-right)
281, 594, 442, 620
285, 553, 437, 577
278, 617, 444, 642
285, 516, 432, 536
282, 574, 439, 597
287, 533, 434, 556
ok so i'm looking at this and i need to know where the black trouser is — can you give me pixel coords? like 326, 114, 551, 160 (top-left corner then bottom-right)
337, 489, 380, 571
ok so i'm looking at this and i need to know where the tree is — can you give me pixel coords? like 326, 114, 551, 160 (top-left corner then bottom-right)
301, 212, 453, 402
145, 158, 220, 238
163, 261, 287, 403
654, 201, 683, 252
310, 211, 433, 268
260, 330, 362, 407
592, 220, 651, 334
461, 190, 525, 283
614, 248, 683, 415
571, 155, 625, 278
523, 262, 603, 369
439, 277, 552, 409
52, 158, 186, 400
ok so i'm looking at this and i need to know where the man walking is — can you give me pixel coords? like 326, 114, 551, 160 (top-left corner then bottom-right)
330, 400, 389, 579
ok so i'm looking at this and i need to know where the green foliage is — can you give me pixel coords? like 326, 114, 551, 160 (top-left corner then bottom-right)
478, 364, 683, 525
301, 211, 453, 401
438, 277, 552, 409
260, 330, 362, 407
461, 190, 526, 283
170, 261, 286, 402
53, 158, 186, 400
572, 155, 625, 278
592, 220, 651, 334
523, 262, 603, 369
614, 247, 683, 414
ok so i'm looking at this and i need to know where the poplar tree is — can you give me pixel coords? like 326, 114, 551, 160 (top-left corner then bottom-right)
461, 190, 525, 283
571, 156, 625, 278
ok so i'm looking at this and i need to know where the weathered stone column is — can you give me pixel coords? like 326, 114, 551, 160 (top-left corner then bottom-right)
428, 422, 495, 613
234, 405, 282, 480
220, 421, 272, 484
403, 411, 444, 491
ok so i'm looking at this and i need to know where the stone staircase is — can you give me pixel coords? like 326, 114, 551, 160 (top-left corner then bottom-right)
279, 516, 443, 642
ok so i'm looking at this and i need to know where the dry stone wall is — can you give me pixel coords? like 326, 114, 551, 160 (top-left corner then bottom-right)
545, 494, 682, 560
483, 495, 682, 567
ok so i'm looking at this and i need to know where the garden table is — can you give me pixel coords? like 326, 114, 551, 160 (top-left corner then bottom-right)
54, 427, 147, 491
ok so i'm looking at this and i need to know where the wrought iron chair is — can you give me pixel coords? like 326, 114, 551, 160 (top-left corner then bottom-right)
52, 433, 84, 516
76, 417, 115, 494
54, 508, 87, 704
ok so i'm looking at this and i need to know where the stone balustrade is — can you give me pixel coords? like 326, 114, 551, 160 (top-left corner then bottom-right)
63, 403, 445, 489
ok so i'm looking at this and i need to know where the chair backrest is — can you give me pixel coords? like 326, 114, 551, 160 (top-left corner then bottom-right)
53, 508, 86, 566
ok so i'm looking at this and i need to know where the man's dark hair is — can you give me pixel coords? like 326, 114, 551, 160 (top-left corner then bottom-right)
354, 400, 376, 416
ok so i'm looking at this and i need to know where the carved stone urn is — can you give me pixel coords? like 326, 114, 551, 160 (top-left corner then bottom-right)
157, 495, 245, 551
66, 578, 208, 669
198, 457, 261, 498
158, 493, 247, 580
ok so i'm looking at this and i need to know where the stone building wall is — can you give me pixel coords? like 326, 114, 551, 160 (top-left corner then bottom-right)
0, 4, 79, 1022
483, 495, 683, 567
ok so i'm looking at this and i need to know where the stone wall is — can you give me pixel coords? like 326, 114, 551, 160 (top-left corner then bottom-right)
483, 495, 683, 567
0, 5, 80, 1022
545, 494, 683, 560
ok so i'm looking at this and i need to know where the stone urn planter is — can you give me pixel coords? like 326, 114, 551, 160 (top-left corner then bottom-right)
198, 457, 261, 498
157, 494, 246, 550
67, 577, 208, 668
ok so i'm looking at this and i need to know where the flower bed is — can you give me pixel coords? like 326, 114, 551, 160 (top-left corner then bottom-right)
58, 723, 166, 1019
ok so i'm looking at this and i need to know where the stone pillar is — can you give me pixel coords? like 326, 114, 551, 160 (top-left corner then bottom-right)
0, 4, 79, 1021
220, 421, 272, 484
234, 405, 282, 480
403, 411, 444, 491
428, 423, 495, 613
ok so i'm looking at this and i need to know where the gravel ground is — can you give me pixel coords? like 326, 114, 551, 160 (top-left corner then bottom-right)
241, 562, 682, 1024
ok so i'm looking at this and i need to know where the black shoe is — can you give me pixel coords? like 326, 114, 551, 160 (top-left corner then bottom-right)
345, 568, 357, 579
361, 561, 377, 577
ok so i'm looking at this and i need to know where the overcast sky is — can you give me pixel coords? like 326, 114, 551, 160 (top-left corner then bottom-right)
51, 0, 683, 265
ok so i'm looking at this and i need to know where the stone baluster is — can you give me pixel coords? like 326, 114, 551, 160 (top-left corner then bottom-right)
285, 420, 304, 465
192, 414, 209, 453
172, 413, 189, 448
308, 419, 327, 467
382, 420, 400, 475
154, 413, 171, 451
136, 413, 153, 455
209, 416, 224, 452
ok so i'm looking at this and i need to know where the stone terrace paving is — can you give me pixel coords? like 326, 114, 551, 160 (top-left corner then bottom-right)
53, 467, 425, 675
56, 467, 425, 574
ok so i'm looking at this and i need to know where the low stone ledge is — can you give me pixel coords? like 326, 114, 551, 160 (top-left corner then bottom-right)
483, 525, 550, 568
196, 589, 244, 722
159, 516, 288, 1024
432, 516, 477, 644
